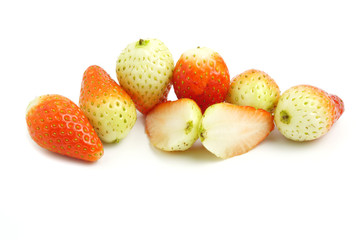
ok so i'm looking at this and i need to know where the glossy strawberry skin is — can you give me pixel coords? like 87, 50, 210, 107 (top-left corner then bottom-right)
274, 85, 344, 141
226, 69, 280, 112
26, 94, 104, 162
116, 39, 174, 115
329, 94, 344, 124
172, 47, 230, 113
80, 65, 137, 143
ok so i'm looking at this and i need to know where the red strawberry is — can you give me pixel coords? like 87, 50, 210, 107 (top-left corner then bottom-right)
172, 47, 230, 112
26, 94, 104, 161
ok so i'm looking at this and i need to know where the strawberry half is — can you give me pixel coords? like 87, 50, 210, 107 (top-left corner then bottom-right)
172, 47, 230, 113
145, 98, 202, 151
200, 103, 274, 159
26, 94, 104, 161
80, 65, 137, 143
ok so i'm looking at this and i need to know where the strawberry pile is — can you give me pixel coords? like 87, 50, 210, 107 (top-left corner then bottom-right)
26, 38, 344, 161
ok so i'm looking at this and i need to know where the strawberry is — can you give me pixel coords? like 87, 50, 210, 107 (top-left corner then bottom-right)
80, 65, 137, 143
226, 69, 280, 112
274, 85, 344, 141
26, 94, 104, 162
172, 47, 230, 113
199, 103, 274, 159
329, 94, 344, 123
145, 98, 202, 151
116, 39, 174, 114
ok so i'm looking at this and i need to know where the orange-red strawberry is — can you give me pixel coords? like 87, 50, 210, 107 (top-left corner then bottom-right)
80, 65, 137, 143
26, 94, 104, 161
172, 47, 230, 113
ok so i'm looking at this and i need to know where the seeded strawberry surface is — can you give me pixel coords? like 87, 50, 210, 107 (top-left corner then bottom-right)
80, 65, 137, 143
329, 94, 344, 124
274, 85, 343, 141
116, 39, 174, 114
226, 69, 280, 112
172, 47, 230, 113
26, 94, 103, 161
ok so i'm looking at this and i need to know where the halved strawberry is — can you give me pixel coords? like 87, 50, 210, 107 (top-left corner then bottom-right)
145, 98, 202, 151
199, 103, 274, 159
26, 94, 104, 161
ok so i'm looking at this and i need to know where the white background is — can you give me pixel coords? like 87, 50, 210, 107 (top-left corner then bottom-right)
1, 0, 359, 239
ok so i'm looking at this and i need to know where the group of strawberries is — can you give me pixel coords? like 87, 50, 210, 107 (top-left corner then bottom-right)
26, 39, 344, 162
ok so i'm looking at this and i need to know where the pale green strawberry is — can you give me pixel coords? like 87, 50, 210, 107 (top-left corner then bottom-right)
80, 65, 137, 143
145, 98, 202, 151
116, 39, 174, 114
274, 85, 344, 141
226, 69, 280, 112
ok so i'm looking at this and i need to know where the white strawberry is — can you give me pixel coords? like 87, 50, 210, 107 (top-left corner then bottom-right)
200, 103, 274, 159
274, 85, 344, 141
116, 39, 174, 114
226, 69, 280, 112
145, 98, 202, 151
80, 65, 137, 143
